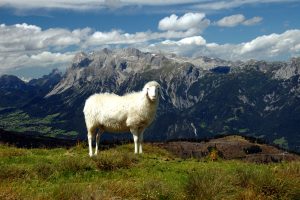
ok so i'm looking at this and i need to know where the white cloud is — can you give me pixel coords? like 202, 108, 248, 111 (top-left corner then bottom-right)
178, 36, 206, 45
31, 51, 74, 63
1, 0, 297, 12
216, 14, 262, 27
148, 30, 300, 60
0, 51, 74, 72
85, 29, 204, 46
1, 20, 300, 76
216, 14, 245, 27
0, 20, 209, 74
87, 30, 151, 45
158, 13, 209, 32
240, 30, 300, 56
160, 36, 206, 46
242, 16, 263, 26
0, 23, 81, 52
193, 0, 299, 11
0, 0, 199, 11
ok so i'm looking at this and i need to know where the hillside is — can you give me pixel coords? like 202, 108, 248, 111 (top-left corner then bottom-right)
1, 142, 300, 200
0, 48, 300, 152
1, 130, 299, 163
156, 135, 300, 163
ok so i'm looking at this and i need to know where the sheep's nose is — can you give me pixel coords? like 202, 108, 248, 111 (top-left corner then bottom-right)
149, 95, 157, 100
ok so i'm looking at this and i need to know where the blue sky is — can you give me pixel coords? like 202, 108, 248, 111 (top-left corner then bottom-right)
0, 0, 300, 79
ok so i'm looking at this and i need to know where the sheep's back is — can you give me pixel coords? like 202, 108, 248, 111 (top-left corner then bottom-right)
83, 93, 131, 132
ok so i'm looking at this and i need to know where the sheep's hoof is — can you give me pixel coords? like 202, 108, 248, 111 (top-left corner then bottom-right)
89, 153, 93, 157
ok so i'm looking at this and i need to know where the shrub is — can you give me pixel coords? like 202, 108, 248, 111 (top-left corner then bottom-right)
207, 146, 223, 161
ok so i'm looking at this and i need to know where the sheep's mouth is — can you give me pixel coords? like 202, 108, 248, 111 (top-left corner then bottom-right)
149, 96, 157, 101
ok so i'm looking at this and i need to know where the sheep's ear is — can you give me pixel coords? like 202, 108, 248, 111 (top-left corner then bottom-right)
159, 87, 165, 100
143, 87, 148, 96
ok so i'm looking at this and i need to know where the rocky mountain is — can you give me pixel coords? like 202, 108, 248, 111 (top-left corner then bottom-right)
28, 69, 62, 95
0, 69, 62, 108
0, 74, 37, 107
0, 48, 300, 152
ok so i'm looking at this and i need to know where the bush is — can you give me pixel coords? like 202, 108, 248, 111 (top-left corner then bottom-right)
207, 146, 223, 161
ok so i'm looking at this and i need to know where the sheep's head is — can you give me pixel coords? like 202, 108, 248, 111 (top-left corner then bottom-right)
143, 81, 164, 102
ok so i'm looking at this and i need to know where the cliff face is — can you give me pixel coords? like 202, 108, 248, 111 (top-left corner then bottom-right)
1, 48, 300, 152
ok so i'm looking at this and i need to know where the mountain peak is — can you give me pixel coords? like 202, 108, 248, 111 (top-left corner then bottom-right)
71, 52, 91, 68
123, 47, 142, 56
50, 68, 62, 76
0, 74, 26, 89
101, 48, 113, 55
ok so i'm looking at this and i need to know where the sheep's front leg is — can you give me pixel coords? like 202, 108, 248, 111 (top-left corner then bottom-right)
131, 128, 140, 154
133, 134, 139, 154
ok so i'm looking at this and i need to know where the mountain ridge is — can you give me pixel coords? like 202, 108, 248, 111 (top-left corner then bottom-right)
0, 48, 300, 152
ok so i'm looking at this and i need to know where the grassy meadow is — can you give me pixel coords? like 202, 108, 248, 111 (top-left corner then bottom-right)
0, 143, 299, 200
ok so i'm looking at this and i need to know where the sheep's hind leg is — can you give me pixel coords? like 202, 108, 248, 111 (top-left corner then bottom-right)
94, 129, 103, 156
138, 132, 144, 154
88, 133, 93, 157
87, 126, 96, 157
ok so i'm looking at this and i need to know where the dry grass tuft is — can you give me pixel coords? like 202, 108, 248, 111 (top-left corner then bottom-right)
0, 185, 21, 200
185, 168, 235, 200
0, 146, 28, 157
0, 165, 31, 180
58, 156, 94, 173
140, 179, 176, 200
92, 150, 138, 171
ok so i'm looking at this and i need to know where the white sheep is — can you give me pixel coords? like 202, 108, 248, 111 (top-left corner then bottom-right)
83, 81, 163, 157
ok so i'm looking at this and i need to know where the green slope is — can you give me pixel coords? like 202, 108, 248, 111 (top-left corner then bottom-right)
1, 144, 300, 200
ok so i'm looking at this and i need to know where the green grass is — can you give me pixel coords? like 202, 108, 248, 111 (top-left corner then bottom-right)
238, 128, 250, 133
273, 137, 289, 149
0, 110, 78, 138
0, 143, 299, 200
